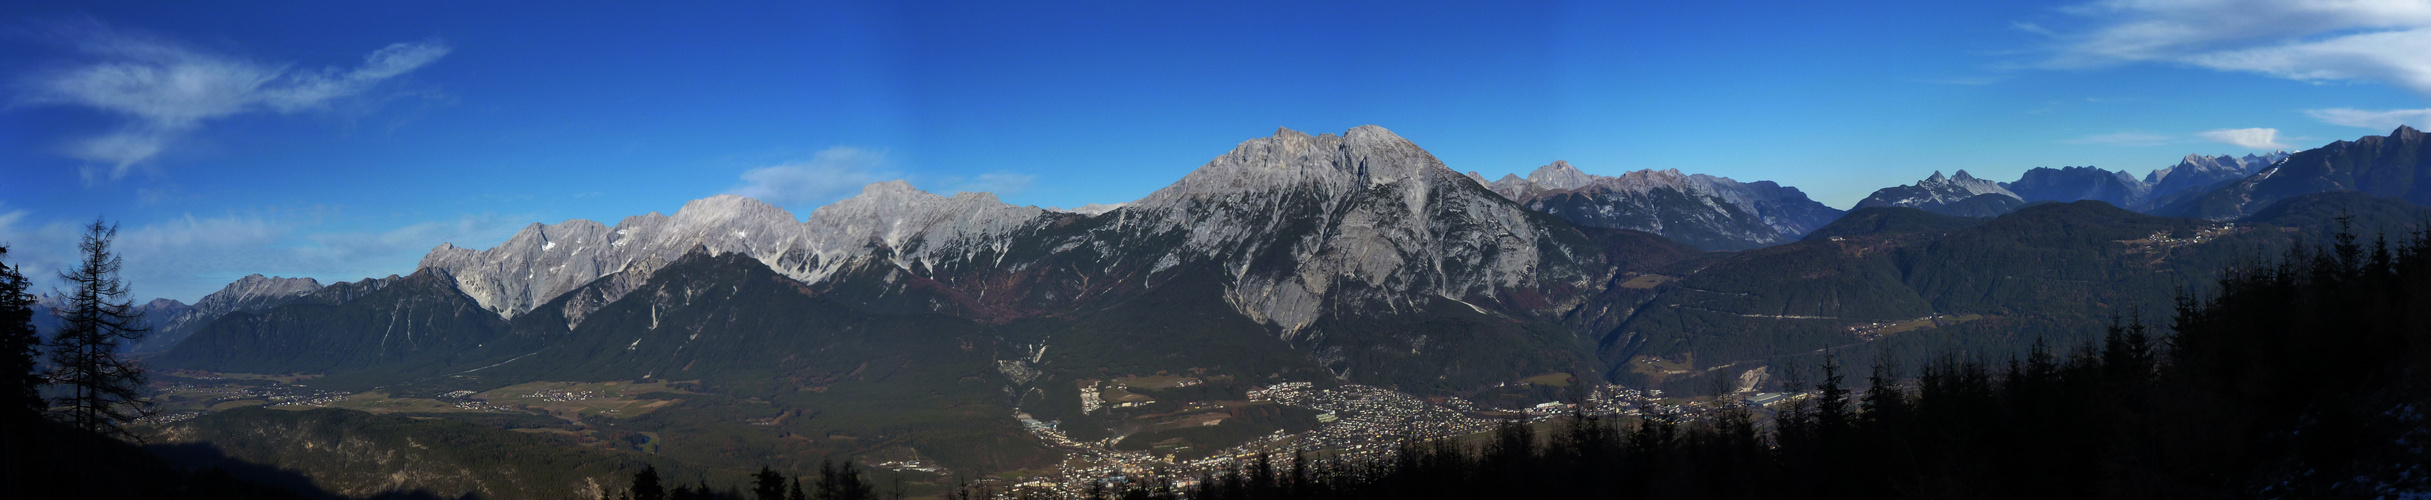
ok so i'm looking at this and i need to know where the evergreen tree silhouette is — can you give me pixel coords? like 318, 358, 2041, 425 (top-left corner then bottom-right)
752, 466, 786, 500
813, 459, 874, 500
45, 219, 154, 438
1, 246, 49, 500
632, 465, 666, 500
0, 246, 43, 425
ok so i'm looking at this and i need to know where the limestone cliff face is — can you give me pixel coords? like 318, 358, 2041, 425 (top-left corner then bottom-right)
1091, 125, 1610, 337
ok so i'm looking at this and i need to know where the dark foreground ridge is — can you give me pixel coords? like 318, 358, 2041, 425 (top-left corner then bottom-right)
1166, 227, 2431, 499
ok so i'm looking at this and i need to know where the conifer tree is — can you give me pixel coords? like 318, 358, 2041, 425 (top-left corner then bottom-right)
1861, 357, 1909, 427
814, 459, 874, 500
0, 245, 44, 426
0, 245, 48, 496
46, 219, 153, 437
753, 466, 787, 500
1813, 354, 1851, 433
632, 465, 667, 500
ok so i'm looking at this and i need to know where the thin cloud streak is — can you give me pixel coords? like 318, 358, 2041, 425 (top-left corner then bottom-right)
0, 209, 524, 302
726, 147, 897, 207
2195, 128, 2288, 149
2036, 0, 2431, 96
14, 21, 450, 181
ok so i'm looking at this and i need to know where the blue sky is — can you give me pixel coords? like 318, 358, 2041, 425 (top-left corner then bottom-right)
4, 0, 2430, 301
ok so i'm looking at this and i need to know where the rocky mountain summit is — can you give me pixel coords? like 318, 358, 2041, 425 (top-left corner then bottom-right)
1090, 126, 1613, 335
2162, 126, 2428, 220
2147, 152, 2286, 193
1853, 170, 2026, 217
1470, 161, 1842, 250
155, 274, 322, 338
2002, 166, 2147, 207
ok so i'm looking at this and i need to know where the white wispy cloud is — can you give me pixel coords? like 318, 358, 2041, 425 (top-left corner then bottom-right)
0, 209, 524, 302
2038, 0, 2431, 95
2068, 131, 2175, 146
2196, 127, 2289, 149
2306, 107, 2431, 129
726, 147, 897, 206
14, 21, 450, 182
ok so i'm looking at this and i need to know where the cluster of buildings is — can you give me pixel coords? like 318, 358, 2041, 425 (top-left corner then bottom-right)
137, 410, 204, 425
522, 388, 599, 402
264, 389, 353, 407
2123, 223, 2238, 255
987, 380, 1724, 498
436, 390, 517, 412
1239, 383, 1497, 459
156, 378, 355, 410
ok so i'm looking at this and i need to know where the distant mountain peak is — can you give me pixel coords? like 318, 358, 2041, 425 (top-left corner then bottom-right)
1048, 203, 1127, 216
2160, 126, 2431, 220
676, 193, 799, 224
1527, 161, 1596, 190
1854, 168, 2025, 217
1476, 161, 1843, 249
149, 273, 324, 352
2139, 150, 2292, 209
2002, 165, 2148, 207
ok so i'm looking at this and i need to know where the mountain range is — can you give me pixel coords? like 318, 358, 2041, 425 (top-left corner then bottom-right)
126, 125, 2431, 478
1471, 161, 1843, 250
2160, 126, 2426, 220
1847, 151, 2293, 218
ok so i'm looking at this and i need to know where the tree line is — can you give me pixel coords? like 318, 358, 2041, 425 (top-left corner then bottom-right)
610, 460, 886, 500
1173, 223, 2428, 499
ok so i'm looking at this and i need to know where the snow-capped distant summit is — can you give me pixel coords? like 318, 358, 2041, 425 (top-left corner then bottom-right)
2159, 126, 2427, 220
418, 183, 1043, 320
1477, 161, 1843, 250
2140, 151, 2289, 209
1854, 169, 2027, 217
